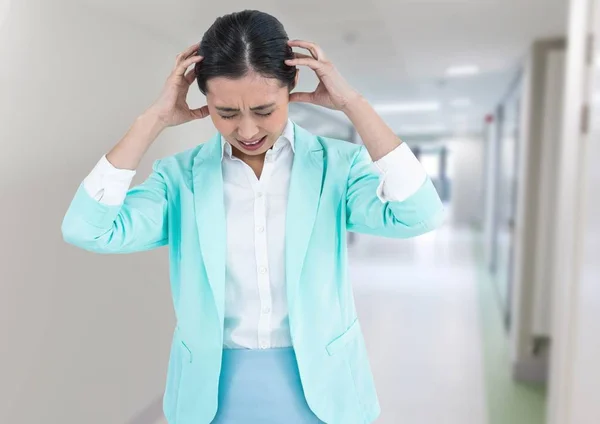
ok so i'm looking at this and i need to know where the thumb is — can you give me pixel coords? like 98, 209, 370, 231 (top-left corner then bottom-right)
191, 105, 209, 120
289, 92, 315, 104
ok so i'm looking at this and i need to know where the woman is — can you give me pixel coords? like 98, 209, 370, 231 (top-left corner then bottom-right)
62, 10, 444, 424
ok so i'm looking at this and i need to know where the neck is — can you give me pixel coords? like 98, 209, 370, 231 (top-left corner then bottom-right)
232, 146, 266, 179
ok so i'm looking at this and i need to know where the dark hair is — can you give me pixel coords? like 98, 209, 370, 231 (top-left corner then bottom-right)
195, 10, 296, 95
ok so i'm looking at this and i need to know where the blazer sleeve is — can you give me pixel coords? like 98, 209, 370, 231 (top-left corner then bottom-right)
345, 145, 445, 238
61, 159, 168, 253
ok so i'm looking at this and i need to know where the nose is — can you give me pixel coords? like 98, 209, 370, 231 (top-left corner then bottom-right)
237, 116, 260, 140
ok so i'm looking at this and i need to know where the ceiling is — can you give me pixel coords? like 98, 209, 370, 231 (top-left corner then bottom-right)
77, 0, 568, 136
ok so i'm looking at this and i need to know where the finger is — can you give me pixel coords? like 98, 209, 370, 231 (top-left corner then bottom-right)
176, 42, 201, 65
288, 40, 326, 61
184, 68, 196, 85
289, 92, 315, 104
292, 52, 313, 60
191, 105, 209, 120
285, 57, 323, 71
174, 55, 203, 77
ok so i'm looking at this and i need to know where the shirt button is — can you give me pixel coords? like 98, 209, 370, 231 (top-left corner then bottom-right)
259, 341, 269, 349
262, 306, 271, 314
259, 266, 267, 274
256, 192, 263, 198
257, 225, 265, 233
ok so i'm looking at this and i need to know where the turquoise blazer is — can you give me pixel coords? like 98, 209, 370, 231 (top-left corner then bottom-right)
62, 123, 444, 424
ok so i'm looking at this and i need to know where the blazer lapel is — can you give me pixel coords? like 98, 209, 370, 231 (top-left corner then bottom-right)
285, 124, 324, 310
192, 134, 226, 328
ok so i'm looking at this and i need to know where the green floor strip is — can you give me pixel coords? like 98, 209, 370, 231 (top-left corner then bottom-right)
473, 237, 547, 424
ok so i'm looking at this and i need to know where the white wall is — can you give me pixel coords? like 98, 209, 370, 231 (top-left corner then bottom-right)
547, 0, 600, 422
569, 48, 600, 423
483, 118, 499, 268
507, 38, 566, 383
0, 1, 217, 423
569, 93, 600, 420
494, 86, 521, 317
447, 136, 485, 227
531, 49, 565, 337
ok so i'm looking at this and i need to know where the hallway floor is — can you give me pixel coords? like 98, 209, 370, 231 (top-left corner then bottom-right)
349, 226, 489, 424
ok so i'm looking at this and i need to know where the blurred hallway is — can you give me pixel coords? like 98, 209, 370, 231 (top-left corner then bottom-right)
350, 225, 488, 424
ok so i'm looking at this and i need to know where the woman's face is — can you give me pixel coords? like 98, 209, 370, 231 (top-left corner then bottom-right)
206, 72, 291, 157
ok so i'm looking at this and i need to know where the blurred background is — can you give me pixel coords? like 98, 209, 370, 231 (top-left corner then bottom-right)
0, 0, 598, 423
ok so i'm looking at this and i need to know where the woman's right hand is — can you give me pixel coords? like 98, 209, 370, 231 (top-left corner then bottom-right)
146, 42, 209, 128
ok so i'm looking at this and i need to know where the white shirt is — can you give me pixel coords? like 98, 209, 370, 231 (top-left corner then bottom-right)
83, 120, 427, 349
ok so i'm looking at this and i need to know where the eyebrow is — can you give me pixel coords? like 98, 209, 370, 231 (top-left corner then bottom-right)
215, 103, 276, 112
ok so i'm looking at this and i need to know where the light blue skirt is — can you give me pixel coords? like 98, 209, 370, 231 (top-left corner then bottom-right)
211, 347, 324, 424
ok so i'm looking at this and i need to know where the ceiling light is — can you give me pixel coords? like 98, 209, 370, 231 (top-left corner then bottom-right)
374, 101, 441, 113
445, 65, 480, 77
450, 98, 471, 108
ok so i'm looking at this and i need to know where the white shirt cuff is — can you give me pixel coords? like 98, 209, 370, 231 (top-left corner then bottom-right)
374, 143, 428, 202
82, 155, 136, 206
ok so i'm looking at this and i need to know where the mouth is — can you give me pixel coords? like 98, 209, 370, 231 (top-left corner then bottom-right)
237, 135, 267, 151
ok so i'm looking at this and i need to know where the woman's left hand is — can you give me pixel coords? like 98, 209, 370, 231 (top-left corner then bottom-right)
285, 40, 361, 111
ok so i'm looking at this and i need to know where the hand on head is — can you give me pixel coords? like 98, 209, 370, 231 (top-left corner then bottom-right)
146, 42, 209, 128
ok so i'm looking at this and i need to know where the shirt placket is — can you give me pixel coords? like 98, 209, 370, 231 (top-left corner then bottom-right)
254, 151, 275, 349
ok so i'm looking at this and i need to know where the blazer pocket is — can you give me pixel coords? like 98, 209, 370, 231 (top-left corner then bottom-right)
176, 326, 192, 364
180, 339, 192, 363
326, 318, 360, 356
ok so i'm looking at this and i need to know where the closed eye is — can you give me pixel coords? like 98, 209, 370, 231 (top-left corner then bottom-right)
219, 111, 273, 120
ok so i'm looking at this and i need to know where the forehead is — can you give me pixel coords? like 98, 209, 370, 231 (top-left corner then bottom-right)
206, 73, 287, 107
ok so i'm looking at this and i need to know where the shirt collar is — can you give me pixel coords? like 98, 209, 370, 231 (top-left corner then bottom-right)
221, 119, 295, 160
